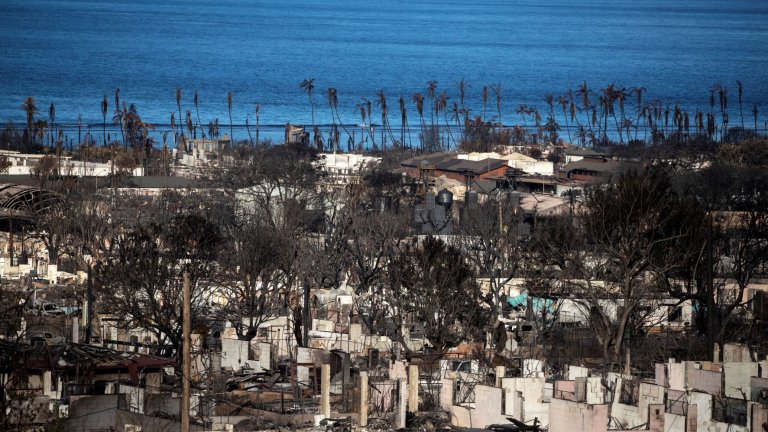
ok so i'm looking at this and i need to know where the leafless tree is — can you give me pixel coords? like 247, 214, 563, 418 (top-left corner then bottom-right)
384, 236, 488, 355
458, 198, 523, 318
95, 212, 222, 359
572, 168, 703, 367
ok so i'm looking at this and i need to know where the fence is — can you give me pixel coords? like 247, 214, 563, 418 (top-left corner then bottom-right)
368, 378, 398, 418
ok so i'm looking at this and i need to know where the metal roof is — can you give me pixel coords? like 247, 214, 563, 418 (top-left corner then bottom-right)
0, 183, 57, 217
401, 153, 509, 175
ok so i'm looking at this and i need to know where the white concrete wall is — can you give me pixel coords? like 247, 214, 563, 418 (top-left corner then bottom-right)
586, 377, 605, 404
220, 338, 249, 371
668, 362, 686, 391
567, 365, 589, 381
501, 377, 549, 428
610, 378, 664, 429
548, 398, 608, 432
723, 362, 759, 399
449, 384, 508, 428
663, 412, 687, 432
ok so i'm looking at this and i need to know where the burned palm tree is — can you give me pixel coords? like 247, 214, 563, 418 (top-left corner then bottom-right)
101, 95, 109, 146
399, 95, 409, 148
170, 112, 178, 151
752, 104, 759, 132
255, 104, 261, 145
598, 84, 618, 143
161, 131, 170, 176
482, 85, 489, 122
112, 89, 127, 148
737, 80, 744, 128
186, 111, 194, 139
193, 91, 202, 136
533, 108, 542, 143
426, 80, 438, 129
630, 86, 646, 141
491, 84, 502, 127
34, 120, 47, 149
449, 101, 462, 147
516, 104, 530, 130
327, 87, 351, 144
365, 98, 373, 145
111, 101, 127, 148
208, 120, 215, 142
48, 102, 55, 148
457, 78, 468, 111
615, 86, 628, 143
20, 96, 38, 146
695, 109, 703, 136
376, 90, 397, 149
715, 84, 728, 138
245, 115, 253, 145
544, 94, 555, 121
227, 90, 234, 144
567, 89, 580, 128
326, 87, 337, 149
176, 86, 183, 140
356, 100, 371, 148
299, 78, 316, 128
412, 92, 425, 149
436, 90, 451, 149
558, 95, 572, 143
576, 81, 591, 115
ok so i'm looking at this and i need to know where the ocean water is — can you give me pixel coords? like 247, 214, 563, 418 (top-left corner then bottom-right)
1, 0, 767, 143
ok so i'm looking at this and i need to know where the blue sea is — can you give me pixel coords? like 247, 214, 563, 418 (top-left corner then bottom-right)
1, 0, 767, 143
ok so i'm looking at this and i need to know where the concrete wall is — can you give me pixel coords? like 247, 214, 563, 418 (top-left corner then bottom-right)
501, 376, 549, 428
62, 407, 119, 432
722, 343, 752, 363
610, 379, 664, 429
586, 377, 605, 404
567, 365, 589, 381
220, 338, 249, 371
687, 391, 717, 432
145, 393, 181, 416
449, 384, 508, 428
248, 341, 272, 372
690, 368, 722, 395
548, 398, 608, 432
752, 403, 768, 432
554, 380, 577, 401
118, 384, 145, 414
662, 412, 687, 432
69, 394, 124, 418
668, 362, 687, 391
295, 347, 329, 386
655, 363, 667, 387
723, 362, 759, 399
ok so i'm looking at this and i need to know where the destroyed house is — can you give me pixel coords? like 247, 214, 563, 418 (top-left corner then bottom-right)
401, 153, 510, 182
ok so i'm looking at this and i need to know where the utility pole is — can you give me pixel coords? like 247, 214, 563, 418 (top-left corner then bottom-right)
181, 271, 191, 432
85, 264, 93, 344
706, 211, 716, 361
303, 279, 310, 348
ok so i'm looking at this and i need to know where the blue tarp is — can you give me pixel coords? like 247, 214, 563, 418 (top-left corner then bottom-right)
507, 293, 555, 313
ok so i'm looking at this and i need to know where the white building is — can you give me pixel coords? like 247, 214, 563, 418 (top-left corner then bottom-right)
0, 150, 143, 177
316, 153, 381, 186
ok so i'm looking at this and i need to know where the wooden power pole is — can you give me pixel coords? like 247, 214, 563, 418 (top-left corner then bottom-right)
181, 271, 191, 432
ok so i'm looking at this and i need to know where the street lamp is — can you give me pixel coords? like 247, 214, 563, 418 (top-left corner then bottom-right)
83, 254, 94, 345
